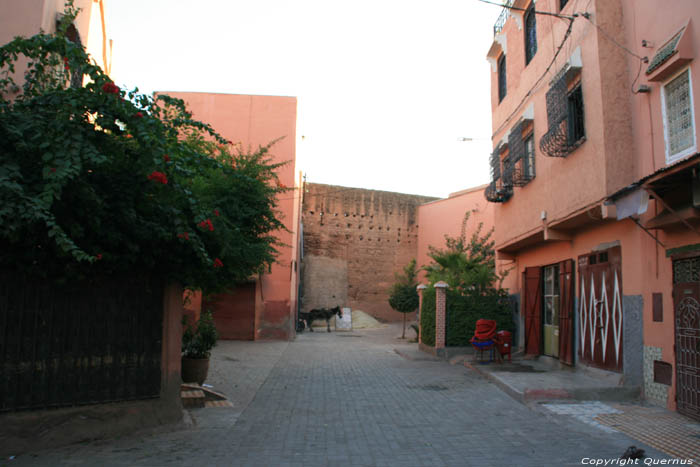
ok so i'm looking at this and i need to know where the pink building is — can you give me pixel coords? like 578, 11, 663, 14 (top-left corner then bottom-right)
163, 92, 301, 341
485, 0, 699, 417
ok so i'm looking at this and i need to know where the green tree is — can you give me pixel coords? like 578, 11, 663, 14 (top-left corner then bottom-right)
388, 258, 419, 339
0, 2, 289, 294
423, 211, 505, 294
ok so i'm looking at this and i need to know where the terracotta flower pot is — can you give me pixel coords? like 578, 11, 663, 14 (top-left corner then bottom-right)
181, 357, 210, 385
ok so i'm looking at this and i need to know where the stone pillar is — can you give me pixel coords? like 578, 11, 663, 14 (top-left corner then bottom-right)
417, 284, 427, 344
162, 283, 184, 406
434, 281, 449, 351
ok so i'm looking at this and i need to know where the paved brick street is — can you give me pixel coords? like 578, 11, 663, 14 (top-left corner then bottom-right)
10, 325, 669, 467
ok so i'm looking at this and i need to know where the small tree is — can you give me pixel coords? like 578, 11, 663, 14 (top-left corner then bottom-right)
423, 211, 507, 293
388, 259, 419, 339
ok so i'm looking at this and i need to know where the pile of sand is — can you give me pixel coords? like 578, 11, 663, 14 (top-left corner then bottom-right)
350, 310, 383, 329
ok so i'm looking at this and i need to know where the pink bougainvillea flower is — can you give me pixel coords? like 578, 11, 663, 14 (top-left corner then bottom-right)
198, 219, 214, 231
63, 57, 70, 71
177, 232, 190, 241
50, 167, 56, 173
214, 209, 220, 217
96, 254, 102, 260
134, 112, 143, 118
163, 154, 171, 162
147, 171, 168, 184
101, 82, 119, 94
213, 258, 223, 268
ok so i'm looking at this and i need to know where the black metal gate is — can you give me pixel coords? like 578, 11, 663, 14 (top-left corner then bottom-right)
674, 256, 700, 421
0, 275, 163, 412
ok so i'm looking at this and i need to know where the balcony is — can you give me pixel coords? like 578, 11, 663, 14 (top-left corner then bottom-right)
493, 0, 514, 36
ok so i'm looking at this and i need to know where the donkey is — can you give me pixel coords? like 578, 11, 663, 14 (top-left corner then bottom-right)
304, 306, 343, 332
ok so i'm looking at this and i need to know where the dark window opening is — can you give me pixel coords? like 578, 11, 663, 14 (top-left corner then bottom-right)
560, 0, 569, 10
525, 6, 538, 65
598, 252, 608, 263
498, 54, 507, 102
567, 84, 585, 145
588, 255, 597, 265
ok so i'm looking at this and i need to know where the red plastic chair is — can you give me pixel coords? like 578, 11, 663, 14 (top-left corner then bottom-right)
470, 319, 497, 362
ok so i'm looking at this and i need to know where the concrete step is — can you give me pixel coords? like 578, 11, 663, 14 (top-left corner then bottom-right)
180, 389, 205, 409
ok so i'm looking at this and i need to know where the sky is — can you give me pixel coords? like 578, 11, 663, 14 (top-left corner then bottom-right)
103, 0, 502, 198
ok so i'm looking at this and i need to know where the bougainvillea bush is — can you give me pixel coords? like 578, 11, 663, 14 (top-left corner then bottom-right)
0, 5, 288, 293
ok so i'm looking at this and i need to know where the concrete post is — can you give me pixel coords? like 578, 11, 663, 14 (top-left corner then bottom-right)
417, 284, 427, 344
434, 281, 449, 350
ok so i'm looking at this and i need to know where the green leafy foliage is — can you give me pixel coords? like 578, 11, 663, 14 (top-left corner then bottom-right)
182, 310, 218, 359
388, 259, 419, 314
420, 211, 513, 347
0, 3, 289, 293
420, 288, 436, 347
389, 259, 419, 339
423, 211, 505, 294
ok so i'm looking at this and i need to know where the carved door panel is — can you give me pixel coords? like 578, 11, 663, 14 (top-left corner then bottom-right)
559, 259, 575, 366
674, 256, 700, 421
523, 267, 542, 355
578, 247, 623, 372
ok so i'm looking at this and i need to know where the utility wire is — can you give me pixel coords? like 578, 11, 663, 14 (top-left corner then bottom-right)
581, 14, 645, 60
477, 0, 577, 20
490, 17, 575, 139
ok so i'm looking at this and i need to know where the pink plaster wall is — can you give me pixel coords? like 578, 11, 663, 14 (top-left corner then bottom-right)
163, 92, 299, 340
416, 185, 495, 283
620, 0, 700, 179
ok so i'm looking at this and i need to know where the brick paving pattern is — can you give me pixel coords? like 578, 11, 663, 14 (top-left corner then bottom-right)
596, 404, 700, 461
541, 402, 622, 433
9, 326, 669, 466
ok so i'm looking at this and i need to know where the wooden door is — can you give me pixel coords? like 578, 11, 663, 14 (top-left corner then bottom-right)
559, 259, 575, 365
204, 282, 256, 340
674, 256, 700, 421
578, 247, 623, 372
523, 267, 543, 355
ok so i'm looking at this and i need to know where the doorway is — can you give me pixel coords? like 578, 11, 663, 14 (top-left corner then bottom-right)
543, 264, 560, 358
674, 255, 700, 421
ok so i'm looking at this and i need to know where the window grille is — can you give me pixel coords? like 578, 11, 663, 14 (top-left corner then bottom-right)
498, 55, 507, 102
525, 6, 537, 65
508, 121, 535, 186
674, 257, 700, 284
540, 72, 585, 157
663, 69, 695, 160
485, 145, 513, 203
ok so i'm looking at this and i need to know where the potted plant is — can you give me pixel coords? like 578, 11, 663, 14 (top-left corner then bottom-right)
181, 310, 218, 385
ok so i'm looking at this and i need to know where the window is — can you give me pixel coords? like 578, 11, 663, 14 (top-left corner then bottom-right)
498, 54, 507, 102
662, 68, 696, 163
543, 265, 560, 326
525, 5, 537, 65
524, 133, 536, 179
560, 0, 569, 10
567, 84, 585, 145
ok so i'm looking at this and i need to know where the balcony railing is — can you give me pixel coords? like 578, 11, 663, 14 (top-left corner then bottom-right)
493, 0, 514, 36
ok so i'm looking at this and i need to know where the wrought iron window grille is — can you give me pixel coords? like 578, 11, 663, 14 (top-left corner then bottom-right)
540, 71, 585, 158
485, 145, 513, 203
508, 122, 536, 186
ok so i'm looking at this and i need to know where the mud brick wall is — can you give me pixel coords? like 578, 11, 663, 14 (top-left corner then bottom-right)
301, 183, 436, 322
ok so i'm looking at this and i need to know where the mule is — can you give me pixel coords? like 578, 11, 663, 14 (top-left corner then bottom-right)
304, 306, 342, 332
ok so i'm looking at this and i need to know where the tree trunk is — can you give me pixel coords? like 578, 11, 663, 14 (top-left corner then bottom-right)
402, 312, 406, 339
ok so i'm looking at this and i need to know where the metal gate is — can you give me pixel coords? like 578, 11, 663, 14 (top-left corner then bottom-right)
0, 275, 163, 412
674, 256, 700, 421
578, 246, 623, 372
